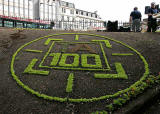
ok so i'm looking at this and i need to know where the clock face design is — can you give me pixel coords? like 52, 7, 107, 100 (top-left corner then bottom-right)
11, 33, 149, 102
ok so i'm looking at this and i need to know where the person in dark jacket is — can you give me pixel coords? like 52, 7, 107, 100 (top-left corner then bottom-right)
147, 2, 159, 32
130, 7, 142, 32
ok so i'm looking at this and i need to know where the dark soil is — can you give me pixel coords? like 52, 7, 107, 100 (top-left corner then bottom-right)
0, 28, 160, 114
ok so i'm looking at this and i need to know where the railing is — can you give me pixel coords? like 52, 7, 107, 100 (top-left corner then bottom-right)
0, 16, 106, 31
52, 21, 106, 31
0, 16, 138, 32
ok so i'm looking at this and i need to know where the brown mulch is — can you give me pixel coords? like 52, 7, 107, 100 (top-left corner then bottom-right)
0, 28, 160, 114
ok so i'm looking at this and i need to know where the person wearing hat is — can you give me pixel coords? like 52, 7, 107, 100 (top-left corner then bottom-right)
130, 7, 142, 32
147, 2, 159, 32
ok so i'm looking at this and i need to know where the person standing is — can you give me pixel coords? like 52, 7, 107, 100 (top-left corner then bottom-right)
130, 7, 142, 32
147, 2, 159, 32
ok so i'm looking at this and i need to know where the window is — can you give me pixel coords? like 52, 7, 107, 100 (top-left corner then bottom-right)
81, 11, 83, 15
4, 5, 8, 16
72, 18, 75, 22
68, 3, 74, 8
61, 1, 66, 6
83, 12, 87, 16
70, 9, 74, 14
76, 10, 78, 14
91, 14, 95, 18
62, 8, 66, 13
86, 13, 89, 16
26, 23, 32, 28
66, 2, 68, 7
17, 22, 23, 28
4, 21, 13, 27
67, 17, 70, 21
61, 16, 64, 21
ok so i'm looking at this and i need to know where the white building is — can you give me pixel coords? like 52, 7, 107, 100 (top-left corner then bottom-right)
57, 1, 104, 30
0, 0, 34, 19
39, 0, 57, 20
75, 9, 104, 31
0, 0, 105, 30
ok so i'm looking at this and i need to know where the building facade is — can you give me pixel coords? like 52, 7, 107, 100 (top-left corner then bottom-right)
57, 1, 104, 30
0, 0, 104, 30
0, 0, 34, 19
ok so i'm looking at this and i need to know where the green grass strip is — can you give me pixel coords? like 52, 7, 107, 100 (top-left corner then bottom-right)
39, 42, 55, 67
112, 53, 133, 56
24, 58, 49, 75
45, 38, 63, 45
56, 41, 98, 44
91, 111, 108, 114
66, 73, 74, 93
115, 62, 128, 79
81, 54, 102, 68
99, 42, 111, 70
94, 62, 128, 79
59, 53, 79, 67
92, 40, 112, 48
75, 35, 79, 40
25, 49, 43, 53
40, 65, 109, 71
104, 40, 112, 48
50, 53, 61, 66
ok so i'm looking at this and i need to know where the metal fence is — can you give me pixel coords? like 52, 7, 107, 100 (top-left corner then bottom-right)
0, 16, 134, 31
0, 16, 106, 31
53, 21, 106, 31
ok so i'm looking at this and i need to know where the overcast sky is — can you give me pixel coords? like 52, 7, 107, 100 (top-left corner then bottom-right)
64, 0, 160, 21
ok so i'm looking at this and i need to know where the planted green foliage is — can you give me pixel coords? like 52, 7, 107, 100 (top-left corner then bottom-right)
25, 49, 43, 53
94, 62, 128, 79
50, 53, 61, 66
107, 75, 160, 112
147, 75, 156, 84
123, 94, 130, 100
113, 99, 123, 106
39, 42, 55, 67
59, 53, 79, 67
155, 75, 160, 83
99, 42, 111, 70
11, 33, 150, 103
24, 58, 49, 75
112, 53, 133, 56
92, 40, 112, 48
66, 73, 74, 93
75, 35, 79, 40
91, 111, 108, 114
116, 62, 128, 79
81, 54, 102, 68
106, 104, 114, 111
45, 38, 63, 45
